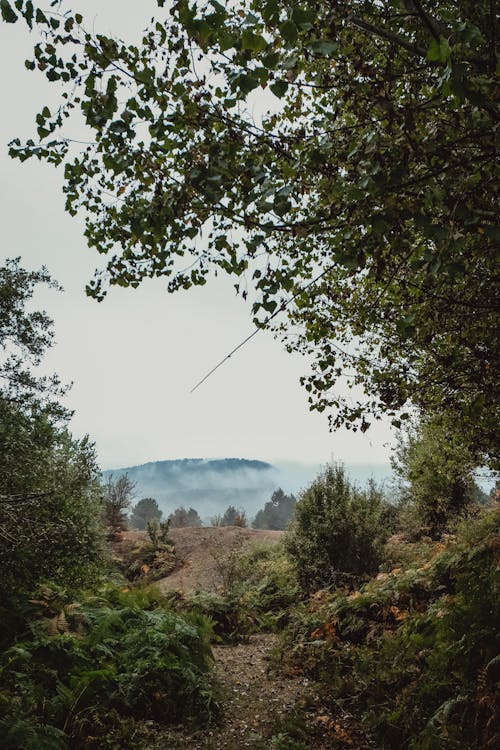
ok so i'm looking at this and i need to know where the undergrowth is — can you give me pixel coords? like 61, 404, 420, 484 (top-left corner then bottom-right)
169, 542, 299, 642
0, 585, 217, 749
280, 509, 500, 749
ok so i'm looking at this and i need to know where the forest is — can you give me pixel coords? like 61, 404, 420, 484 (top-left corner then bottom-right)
0, 1, 498, 748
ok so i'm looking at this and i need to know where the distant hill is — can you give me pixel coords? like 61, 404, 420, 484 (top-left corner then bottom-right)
103, 458, 393, 522
102, 458, 277, 521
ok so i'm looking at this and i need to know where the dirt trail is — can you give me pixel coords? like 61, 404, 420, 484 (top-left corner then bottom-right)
115, 529, 372, 748
150, 633, 308, 749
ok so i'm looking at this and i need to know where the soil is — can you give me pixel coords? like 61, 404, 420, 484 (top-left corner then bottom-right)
115, 526, 283, 594
147, 633, 307, 749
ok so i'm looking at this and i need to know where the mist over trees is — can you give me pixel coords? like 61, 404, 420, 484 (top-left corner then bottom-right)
130, 497, 162, 530
168, 506, 202, 528
1, 2, 499, 747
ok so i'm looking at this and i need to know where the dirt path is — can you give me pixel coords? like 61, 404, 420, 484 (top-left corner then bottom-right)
147, 633, 374, 750
149, 633, 306, 749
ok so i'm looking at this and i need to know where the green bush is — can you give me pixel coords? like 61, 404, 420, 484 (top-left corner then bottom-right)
174, 542, 299, 641
281, 510, 500, 749
0, 586, 217, 748
392, 418, 482, 538
285, 463, 387, 592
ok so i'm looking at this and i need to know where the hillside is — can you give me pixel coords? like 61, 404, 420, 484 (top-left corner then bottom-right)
115, 526, 283, 594
103, 458, 277, 520
103, 457, 392, 520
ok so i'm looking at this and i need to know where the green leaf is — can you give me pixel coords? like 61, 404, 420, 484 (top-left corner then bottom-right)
279, 20, 298, 44
270, 80, 288, 98
236, 74, 259, 94
426, 37, 451, 63
291, 6, 315, 30
309, 40, 338, 57
241, 30, 267, 52
1, 0, 17, 23
35, 7, 47, 24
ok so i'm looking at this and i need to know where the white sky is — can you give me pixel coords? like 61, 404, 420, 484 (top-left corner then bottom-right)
0, 0, 396, 470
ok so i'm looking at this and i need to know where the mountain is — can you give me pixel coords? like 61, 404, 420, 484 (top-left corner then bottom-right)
102, 458, 277, 521
103, 458, 393, 522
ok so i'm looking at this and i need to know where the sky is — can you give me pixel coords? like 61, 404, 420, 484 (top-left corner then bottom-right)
0, 0, 397, 471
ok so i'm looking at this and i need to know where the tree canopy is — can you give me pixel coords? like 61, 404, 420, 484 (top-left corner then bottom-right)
3, 0, 499, 464
253, 487, 296, 529
130, 496, 163, 529
0, 259, 103, 603
168, 505, 202, 527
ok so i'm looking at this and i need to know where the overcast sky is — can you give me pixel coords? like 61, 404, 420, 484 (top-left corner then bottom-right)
0, 1, 396, 470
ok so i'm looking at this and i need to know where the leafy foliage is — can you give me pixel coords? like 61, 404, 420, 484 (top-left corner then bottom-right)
285, 464, 387, 591
3, 2, 498, 462
220, 505, 248, 527
116, 524, 176, 583
129, 497, 162, 530
172, 542, 298, 641
282, 510, 500, 749
392, 417, 487, 537
168, 505, 202, 527
253, 488, 296, 530
0, 258, 66, 416
0, 260, 103, 615
0, 585, 217, 748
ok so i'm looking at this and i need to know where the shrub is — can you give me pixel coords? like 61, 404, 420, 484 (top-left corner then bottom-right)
176, 542, 299, 641
392, 418, 482, 538
0, 586, 217, 748
285, 464, 387, 592
281, 509, 500, 750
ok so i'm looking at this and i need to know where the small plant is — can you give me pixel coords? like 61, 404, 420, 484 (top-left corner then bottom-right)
147, 517, 171, 548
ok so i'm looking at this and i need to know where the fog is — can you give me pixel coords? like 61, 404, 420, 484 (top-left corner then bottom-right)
103, 457, 393, 522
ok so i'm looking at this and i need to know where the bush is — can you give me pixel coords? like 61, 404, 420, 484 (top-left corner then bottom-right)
175, 542, 299, 641
392, 418, 482, 538
0, 585, 217, 748
0, 402, 103, 614
281, 509, 500, 749
285, 464, 387, 592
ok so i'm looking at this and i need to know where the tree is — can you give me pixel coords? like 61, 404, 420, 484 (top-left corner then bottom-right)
4, 2, 499, 464
253, 487, 296, 529
0, 260, 103, 602
130, 497, 162, 529
285, 464, 386, 591
103, 474, 135, 533
168, 506, 203, 527
221, 505, 247, 527
392, 417, 482, 538
0, 258, 66, 417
